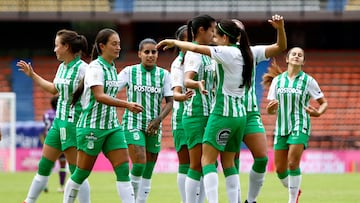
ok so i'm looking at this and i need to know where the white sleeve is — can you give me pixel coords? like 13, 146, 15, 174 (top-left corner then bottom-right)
184, 51, 203, 73
117, 66, 130, 90
308, 78, 324, 100
78, 62, 87, 79
163, 70, 173, 97
251, 45, 268, 65
85, 62, 104, 88
209, 46, 235, 64
170, 58, 184, 89
267, 76, 278, 100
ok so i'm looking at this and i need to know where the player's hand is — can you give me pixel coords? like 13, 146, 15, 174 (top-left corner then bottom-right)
198, 80, 208, 95
266, 100, 279, 114
268, 14, 284, 30
16, 60, 34, 78
146, 117, 161, 136
156, 39, 176, 51
305, 105, 321, 117
184, 90, 194, 100
127, 102, 143, 114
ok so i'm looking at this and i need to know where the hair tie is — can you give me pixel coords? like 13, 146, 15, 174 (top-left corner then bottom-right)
218, 23, 236, 39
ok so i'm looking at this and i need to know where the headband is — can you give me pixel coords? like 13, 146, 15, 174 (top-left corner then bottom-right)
218, 23, 236, 39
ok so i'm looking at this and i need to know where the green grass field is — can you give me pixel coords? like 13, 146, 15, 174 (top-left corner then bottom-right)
1, 172, 359, 203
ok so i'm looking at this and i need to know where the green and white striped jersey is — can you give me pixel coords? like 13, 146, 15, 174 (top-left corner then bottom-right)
53, 56, 86, 123
77, 56, 121, 129
267, 71, 324, 136
243, 45, 268, 112
119, 64, 173, 131
171, 52, 186, 130
183, 50, 214, 117
170, 52, 187, 130
209, 45, 246, 117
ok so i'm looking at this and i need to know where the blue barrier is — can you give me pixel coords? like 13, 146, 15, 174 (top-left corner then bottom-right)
11, 59, 34, 121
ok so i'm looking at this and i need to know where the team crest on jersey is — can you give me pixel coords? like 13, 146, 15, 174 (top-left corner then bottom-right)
216, 129, 231, 146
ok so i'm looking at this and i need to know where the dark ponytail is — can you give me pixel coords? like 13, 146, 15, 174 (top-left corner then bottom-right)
238, 28, 253, 88
187, 20, 193, 42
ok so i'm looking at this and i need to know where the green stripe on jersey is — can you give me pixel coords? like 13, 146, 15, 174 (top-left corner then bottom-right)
275, 71, 311, 136
122, 64, 167, 131
211, 64, 245, 117
183, 54, 214, 117
77, 57, 121, 129
54, 56, 86, 123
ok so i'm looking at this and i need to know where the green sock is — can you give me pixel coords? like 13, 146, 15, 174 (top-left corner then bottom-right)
179, 163, 190, 174
71, 168, 91, 184
37, 156, 55, 176
143, 162, 156, 179
252, 157, 268, 173
114, 162, 130, 181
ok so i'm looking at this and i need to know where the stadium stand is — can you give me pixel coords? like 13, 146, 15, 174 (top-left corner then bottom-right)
345, 0, 360, 10
0, 0, 110, 12
0, 57, 12, 92
133, 0, 321, 12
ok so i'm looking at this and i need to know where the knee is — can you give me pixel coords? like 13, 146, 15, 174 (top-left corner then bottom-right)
253, 157, 268, 173
131, 163, 146, 176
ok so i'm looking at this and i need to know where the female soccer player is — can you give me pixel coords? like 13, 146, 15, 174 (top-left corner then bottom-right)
39, 96, 67, 193
157, 18, 253, 203
17, 29, 91, 203
170, 25, 194, 203
63, 28, 143, 203
263, 47, 328, 203
119, 38, 173, 203
232, 14, 287, 203
175, 14, 216, 203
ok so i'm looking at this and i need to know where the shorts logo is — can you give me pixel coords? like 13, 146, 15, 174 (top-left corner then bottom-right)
86, 132, 97, 150
216, 129, 231, 146
133, 132, 140, 140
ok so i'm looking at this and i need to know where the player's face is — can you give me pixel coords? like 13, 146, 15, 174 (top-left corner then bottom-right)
197, 22, 216, 45
101, 33, 121, 61
204, 22, 216, 45
138, 43, 158, 68
213, 29, 227, 46
287, 47, 305, 67
54, 36, 68, 61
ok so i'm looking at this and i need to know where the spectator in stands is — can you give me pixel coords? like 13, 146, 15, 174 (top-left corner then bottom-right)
231, 14, 287, 203
157, 18, 254, 203
39, 95, 67, 193
17, 29, 91, 203
63, 28, 143, 203
170, 25, 194, 203
263, 47, 328, 203
119, 38, 173, 203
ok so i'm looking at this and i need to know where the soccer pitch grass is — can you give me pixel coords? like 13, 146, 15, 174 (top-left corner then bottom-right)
1, 172, 359, 203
